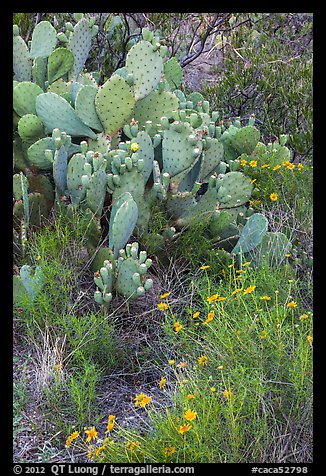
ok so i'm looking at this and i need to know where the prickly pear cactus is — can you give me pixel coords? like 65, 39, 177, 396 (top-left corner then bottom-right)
115, 242, 153, 299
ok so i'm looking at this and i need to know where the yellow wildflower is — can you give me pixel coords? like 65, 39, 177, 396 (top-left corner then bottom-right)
198, 355, 208, 366
240, 159, 247, 166
261, 164, 269, 168
87, 451, 93, 460
95, 445, 106, 458
217, 365, 224, 370
105, 415, 116, 433
232, 288, 242, 295
177, 361, 188, 369
260, 295, 271, 301
192, 311, 200, 318
236, 269, 245, 274
260, 330, 267, 339
85, 426, 98, 443
307, 335, 313, 344
173, 321, 183, 333
187, 394, 195, 399
210, 387, 216, 392
157, 302, 169, 311
251, 178, 257, 184
128, 441, 140, 452
249, 160, 257, 167
164, 446, 176, 456
223, 389, 235, 400
273, 165, 281, 171
36, 255, 41, 261
297, 163, 303, 170
160, 292, 171, 299
243, 285, 256, 295
202, 310, 214, 325
159, 377, 167, 389
207, 293, 219, 303
65, 430, 79, 448
184, 409, 197, 421
178, 423, 192, 435
287, 301, 297, 308
200, 265, 210, 270
299, 313, 308, 320
282, 160, 291, 167
169, 360, 175, 365
135, 392, 152, 407
130, 142, 139, 153
270, 193, 278, 201
242, 261, 251, 267
287, 163, 295, 170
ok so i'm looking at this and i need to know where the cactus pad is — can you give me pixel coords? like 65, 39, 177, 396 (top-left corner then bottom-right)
126, 40, 163, 100
35, 92, 97, 138
95, 75, 136, 136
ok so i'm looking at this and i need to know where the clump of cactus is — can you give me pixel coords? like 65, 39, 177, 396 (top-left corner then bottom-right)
13, 14, 295, 310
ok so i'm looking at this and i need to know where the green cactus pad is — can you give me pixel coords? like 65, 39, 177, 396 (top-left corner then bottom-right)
126, 40, 163, 100
47, 47, 75, 84
164, 57, 183, 89
13, 82, 44, 117
95, 75, 136, 136
217, 172, 253, 209
131, 90, 179, 136
90, 247, 114, 273
85, 169, 107, 216
67, 153, 87, 204
47, 78, 69, 94
166, 192, 196, 220
232, 213, 268, 254
177, 187, 218, 227
27, 174, 54, 206
187, 91, 205, 108
35, 92, 97, 139
30, 21, 57, 59
13, 137, 29, 171
68, 17, 93, 80
53, 145, 68, 195
75, 85, 103, 132
32, 57, 47, 90
198, 138, 224, 181
109, 192, 139, 258
162, 122, 202, 182
232, 125, 260, 155
17, 114, 45, 145
13, 35, 32, 82
209, 210, 234, 239
247, 231, 292, 267
27, 137, 56, 169
130, 131, 154, 183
